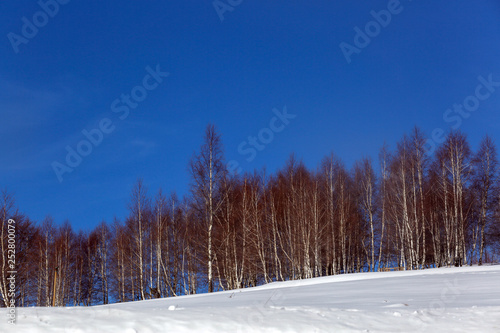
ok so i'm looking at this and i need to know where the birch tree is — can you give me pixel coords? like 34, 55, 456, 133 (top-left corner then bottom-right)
354, 158, 377, 271
472, 136, 498, 265
189, 124, 226, 293
126, 179, 151, 300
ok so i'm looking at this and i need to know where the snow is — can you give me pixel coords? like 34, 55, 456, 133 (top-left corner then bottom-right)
6, 265, 500, 332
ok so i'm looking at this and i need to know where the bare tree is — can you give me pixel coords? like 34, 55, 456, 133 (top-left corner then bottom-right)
472, 136, 498, 265
152, 189, 168, 297
321, 154, 340, 275
126, 179, 151, 300
435, 132, 473, 266
354, 157, 377, 272
377, 144, 390, 270
189, 124, 226, 293
91, 221, 110, 304
6, 125, 500, 307
409, 128, 429, 268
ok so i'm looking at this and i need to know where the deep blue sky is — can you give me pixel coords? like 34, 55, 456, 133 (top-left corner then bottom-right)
1, 0, 499, 231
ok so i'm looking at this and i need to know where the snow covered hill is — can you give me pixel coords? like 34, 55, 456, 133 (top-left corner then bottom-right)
6, 265, 500, 332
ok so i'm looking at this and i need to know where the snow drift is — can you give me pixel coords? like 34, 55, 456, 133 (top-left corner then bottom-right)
5, 265, 500, 332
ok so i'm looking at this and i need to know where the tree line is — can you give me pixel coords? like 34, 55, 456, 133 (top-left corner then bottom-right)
1, 125, 500, 307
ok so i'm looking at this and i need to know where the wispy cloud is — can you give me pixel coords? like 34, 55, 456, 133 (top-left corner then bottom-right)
129, 138, 158, 158
0, 80, 71, 178
0, 79, 64, 134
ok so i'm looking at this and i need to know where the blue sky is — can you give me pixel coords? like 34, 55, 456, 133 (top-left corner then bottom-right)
1, 0, 499, 231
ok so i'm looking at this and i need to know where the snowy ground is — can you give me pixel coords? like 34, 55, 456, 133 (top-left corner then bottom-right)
5, 265, 500, 332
